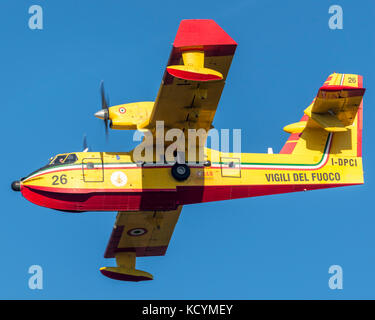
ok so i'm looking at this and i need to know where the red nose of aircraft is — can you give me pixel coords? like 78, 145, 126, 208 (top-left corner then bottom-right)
11, 180, 21, 192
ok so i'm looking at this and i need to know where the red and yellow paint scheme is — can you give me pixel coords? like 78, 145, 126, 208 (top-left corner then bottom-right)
12, 20, 365, 282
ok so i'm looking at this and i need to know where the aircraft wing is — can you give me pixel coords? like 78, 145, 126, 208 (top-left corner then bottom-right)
101, 207, 182, 281
140, 19, 237, 141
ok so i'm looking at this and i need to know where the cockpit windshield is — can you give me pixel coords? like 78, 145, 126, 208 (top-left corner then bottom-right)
50, 153, 78, 165
64, 153, 78, 164
51, 154, 67, 165
22, 153, 79, 182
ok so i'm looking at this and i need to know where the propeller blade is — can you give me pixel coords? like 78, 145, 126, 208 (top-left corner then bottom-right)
100, 81, 108, 111
98, 81, 110, 140
104, 118, 108, 139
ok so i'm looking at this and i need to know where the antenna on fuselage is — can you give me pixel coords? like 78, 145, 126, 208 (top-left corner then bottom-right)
82, 134, 90, 152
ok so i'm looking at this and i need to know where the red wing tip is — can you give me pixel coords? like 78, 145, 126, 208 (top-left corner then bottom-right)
180, 19, 215, 23
174, 19, 237, 47
100, 269, 153, 282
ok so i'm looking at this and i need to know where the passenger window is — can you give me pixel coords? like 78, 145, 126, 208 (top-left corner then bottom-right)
65, 153, 78, 164
86, 162, 95, 169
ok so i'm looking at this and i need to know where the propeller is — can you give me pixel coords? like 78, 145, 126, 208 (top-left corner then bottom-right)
94, 81, 110, 140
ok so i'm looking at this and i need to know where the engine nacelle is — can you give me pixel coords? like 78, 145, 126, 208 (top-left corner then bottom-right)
108, 102, 154, 130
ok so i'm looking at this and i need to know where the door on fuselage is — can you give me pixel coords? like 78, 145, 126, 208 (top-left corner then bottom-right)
220, 157, 241, 178
82, 158, 104, 182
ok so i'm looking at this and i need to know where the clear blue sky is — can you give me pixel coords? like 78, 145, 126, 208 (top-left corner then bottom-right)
2, 0, 375, 299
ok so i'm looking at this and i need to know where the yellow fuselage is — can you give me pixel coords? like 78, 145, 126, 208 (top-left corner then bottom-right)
19, 130, 363, 212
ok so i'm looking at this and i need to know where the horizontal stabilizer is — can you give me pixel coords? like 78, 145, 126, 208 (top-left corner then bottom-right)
284, 73, 365, 134
304, 105, 347, 132
283, 121, 307, 134
311, 86, 365, 124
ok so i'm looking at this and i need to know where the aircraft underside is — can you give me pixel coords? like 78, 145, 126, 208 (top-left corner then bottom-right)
21, 180, 355, 212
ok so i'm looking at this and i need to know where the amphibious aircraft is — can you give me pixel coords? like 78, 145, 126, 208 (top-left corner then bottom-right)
11, 19, 365, 282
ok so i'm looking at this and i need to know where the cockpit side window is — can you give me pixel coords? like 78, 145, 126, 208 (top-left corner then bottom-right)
52, 154, 67, 165
65, 153, 78, 164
